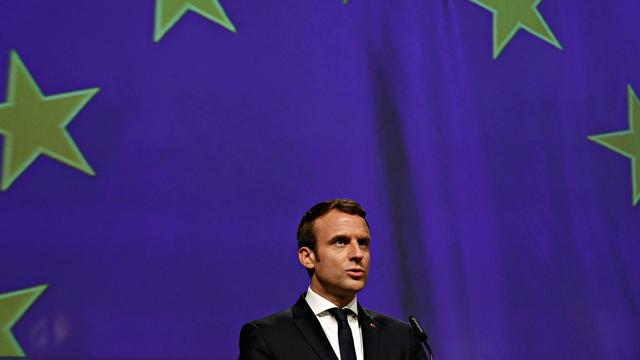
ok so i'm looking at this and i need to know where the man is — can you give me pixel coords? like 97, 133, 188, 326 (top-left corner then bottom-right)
238, 199, 427, 360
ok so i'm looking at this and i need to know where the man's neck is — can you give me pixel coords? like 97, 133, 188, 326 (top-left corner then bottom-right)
308, 283, 356, 308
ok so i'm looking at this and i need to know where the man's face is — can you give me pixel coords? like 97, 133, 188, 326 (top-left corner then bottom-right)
305, 209, 371, 303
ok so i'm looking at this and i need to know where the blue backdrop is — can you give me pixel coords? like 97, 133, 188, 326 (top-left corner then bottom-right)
1, 0, 639, 358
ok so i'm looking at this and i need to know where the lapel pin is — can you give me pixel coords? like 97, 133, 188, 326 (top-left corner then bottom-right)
370, 322, 376, 328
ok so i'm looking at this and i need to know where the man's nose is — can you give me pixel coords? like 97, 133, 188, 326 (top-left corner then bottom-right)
348, 241, 364, 261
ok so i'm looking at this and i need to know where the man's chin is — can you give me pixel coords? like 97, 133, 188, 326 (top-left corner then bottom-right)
345, 278, 367, 292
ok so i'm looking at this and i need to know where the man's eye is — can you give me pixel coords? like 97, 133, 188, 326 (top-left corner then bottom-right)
358, 239, 370, 247
336, 239, 348, 245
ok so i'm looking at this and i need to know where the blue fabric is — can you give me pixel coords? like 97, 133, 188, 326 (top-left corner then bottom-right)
0, 0, 638, 358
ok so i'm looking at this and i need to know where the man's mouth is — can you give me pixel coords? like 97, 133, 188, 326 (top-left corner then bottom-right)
346, 268, 366, 279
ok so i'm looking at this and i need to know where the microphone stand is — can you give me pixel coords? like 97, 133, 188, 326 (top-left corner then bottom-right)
409, 316, 434, 360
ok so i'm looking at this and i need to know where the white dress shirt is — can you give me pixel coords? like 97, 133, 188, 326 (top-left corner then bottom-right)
305, 287, 364, 360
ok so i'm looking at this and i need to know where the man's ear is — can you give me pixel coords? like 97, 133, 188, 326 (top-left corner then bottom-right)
298, 247, 316, 270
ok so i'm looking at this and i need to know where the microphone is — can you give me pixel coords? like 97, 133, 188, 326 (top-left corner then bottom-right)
409, 316, 434, 360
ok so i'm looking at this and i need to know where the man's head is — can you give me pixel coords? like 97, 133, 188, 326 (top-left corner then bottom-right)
297, 199, 371, 306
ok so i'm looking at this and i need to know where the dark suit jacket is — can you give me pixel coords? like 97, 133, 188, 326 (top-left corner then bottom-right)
239, 294, 427, 360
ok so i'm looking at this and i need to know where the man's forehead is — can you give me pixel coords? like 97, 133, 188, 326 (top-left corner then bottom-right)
313, 210, 370, 235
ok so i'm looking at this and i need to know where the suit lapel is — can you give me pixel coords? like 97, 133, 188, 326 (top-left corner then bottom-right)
358, 304, 379, 360
292, 294, 339, 360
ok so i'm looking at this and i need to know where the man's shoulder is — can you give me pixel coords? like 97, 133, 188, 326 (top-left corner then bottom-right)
240, 303, 308, 351
246, 293, 311, 327
239, 303, 311, 358
247, 306, 295, 327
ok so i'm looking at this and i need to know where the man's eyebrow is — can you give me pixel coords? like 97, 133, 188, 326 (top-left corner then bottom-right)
330, 235, 350, 242
328, 234, 370, 242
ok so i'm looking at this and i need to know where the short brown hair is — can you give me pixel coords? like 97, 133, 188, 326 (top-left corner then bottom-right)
297, 198, 369, 253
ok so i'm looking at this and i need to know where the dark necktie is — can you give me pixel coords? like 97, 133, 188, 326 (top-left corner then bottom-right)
328, 308, 357, 360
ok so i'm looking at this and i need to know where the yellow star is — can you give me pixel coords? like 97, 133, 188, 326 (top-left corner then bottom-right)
470, 0, 562, 59
154, 0, 236, 42
0, 51, 98, 191
0, 285, 47, 357
589, 85, 640, 206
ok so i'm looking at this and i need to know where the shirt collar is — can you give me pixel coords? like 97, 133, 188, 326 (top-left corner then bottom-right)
305, 286, 359, 316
